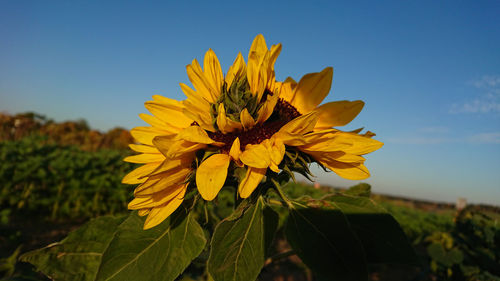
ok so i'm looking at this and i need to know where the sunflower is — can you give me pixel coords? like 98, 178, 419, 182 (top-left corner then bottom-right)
122, 34, 383, 229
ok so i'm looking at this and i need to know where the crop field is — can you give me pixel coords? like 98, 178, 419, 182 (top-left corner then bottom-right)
1, 113, 499, 281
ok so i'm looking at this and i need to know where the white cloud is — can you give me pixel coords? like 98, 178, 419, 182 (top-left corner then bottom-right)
466, 132, 500, 144
451, 75, 500, 114
449, 99, 500, 114
387, 127, 500, 145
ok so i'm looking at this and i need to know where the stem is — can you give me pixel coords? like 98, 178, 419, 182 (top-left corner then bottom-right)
271, 178, 294, 209
267, 198, 288, 207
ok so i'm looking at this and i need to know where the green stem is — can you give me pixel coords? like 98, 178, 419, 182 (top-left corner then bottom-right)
270, 178, 294, 209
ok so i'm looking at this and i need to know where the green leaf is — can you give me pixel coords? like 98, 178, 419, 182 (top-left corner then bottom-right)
95, 209, 206, 281
285, 201, 368, 281
344, 183, 371, 197
323, 194, 418, 264
20, 215, 127, 281
208, 197, 278, 281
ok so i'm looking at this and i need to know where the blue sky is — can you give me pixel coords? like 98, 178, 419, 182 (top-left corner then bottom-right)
1, 0, 499, 205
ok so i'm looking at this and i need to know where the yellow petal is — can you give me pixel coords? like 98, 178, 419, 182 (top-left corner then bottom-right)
217, 104, 243, 134
129, 144, 159, 154
203, 49, 223, 96
131, 127, 174, 145
247, 51, 270, 100
340, 134, 384, 155
182, 106, 215, 132
153, 136, 206, 158
300, 133, 354, 152
278, 111, 318, 135
186, 59, 217, 103
240, 108, 256, 130
256, 90, 278, 123
138, 209, 150, 216
135, 167, 191, 196
238, 167, 266, 198
196, 154, 230, 201
274, 131, 306, 146
315, 100, 365, 129
143, 187, 186, 229
291, 67, 333, 113
180, 83, 211, 110
278, 82, 295, 105
269, 138, 285, 168
226, 52, 246, 88
249, 34, 268, 59
307, 151, 364, 164
148, 154, 195, 177
239, 141, 271, 168
326, 161, 370, 180
129, 183, 186, 209
122, 162, 162, 184
229, 137, 241, 161
124, 153, 165, 164
269, 43, 282, 70
144, 99, 192, 129
177, 125, 215, 144
139, 113, 167, 129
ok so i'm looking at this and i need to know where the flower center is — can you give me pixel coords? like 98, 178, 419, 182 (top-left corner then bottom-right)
207, 98, 301, 151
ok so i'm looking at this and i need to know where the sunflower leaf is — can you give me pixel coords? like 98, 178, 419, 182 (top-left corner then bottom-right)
95, 209, 206, 281
208, 197, 278, 281
285, 201, 369, 281
20, 215, 127, 281
321, 194, 418, 264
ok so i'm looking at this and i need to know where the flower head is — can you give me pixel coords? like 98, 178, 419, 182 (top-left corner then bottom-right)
123, 35, 383, 229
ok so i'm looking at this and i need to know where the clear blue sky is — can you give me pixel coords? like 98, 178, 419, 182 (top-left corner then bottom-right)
1, 0, 499, 205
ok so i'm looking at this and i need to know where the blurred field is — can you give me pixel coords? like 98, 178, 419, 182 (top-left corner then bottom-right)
1, 113, 499, 281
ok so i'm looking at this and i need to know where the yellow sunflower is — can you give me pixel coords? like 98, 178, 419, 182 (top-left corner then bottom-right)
122, 34, 382, 229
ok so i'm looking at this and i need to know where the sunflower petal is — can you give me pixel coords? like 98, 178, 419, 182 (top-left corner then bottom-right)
131, 127, 173, 145
129, 144, 159, 154
229, 137, 241, 161
139, 113, 167, 129
177, 125, 215, 144
148, 154, 195, 177
338, 133, 384, 154
240, 141, 271, 168
238, 167, 266, 198
134, 167, 191, 196
217, 104, 243, 133
128, 183, 186, 209
196, 154, 231, 201
315, 100, 365, 129
203, 49, 223, 95
256, 90, 278, 123
124, 153, 165, 164
240, 108, 256, 129
153, 136, 206, 158
291, 67, 333, 113
143, 187, 186, 229
226, 53, 246, 88
122, 162, 162, 184
186, 59, 217, 103
326, 161, 370, 180
145, 100, 192, 129
279, 111, 318, 135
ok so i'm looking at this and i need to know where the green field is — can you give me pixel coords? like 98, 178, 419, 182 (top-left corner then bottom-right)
1, 115, 499, 281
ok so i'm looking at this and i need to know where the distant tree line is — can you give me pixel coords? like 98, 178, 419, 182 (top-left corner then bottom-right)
0, 112, 133, 151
